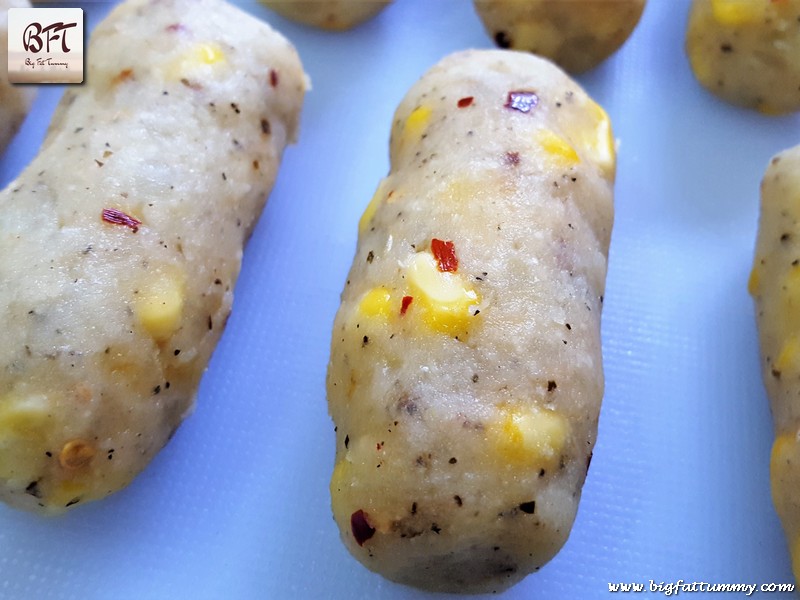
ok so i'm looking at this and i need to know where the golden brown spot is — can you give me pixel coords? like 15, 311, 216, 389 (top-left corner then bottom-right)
73, 383, 93, 403
59, 439, 96, 470
112, 68, 134, 85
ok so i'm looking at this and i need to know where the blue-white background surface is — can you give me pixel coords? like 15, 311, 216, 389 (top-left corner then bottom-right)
2, 0, 800, 598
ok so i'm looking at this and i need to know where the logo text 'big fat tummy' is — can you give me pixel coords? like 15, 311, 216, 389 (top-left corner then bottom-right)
7, 8, 83, 84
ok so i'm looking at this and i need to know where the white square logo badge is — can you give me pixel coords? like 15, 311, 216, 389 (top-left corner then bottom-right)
7, 7, 83, 84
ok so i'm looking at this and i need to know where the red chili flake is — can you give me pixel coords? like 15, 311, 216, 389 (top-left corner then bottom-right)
269, 69, 279, 88
165, 23, 186, 32
400, 295, 413, 315
505, 151, 520, 166
505, 90, 539, 113
431, 238, 458, 272
457, 96, 473, 108
101, 208, 141, 233
351, 510, 375, 546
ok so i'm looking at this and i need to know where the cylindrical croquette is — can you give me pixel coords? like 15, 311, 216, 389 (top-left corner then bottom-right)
0, 0, 36, 152
0, 0, 307, 514
327, 49, 615, 593
261, 0, 391, 31
686, 0, 800, 114
474, 0, 645, 74
751, 144, 800, 581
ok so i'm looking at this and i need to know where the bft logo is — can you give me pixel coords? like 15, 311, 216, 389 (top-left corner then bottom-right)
23, 21, 78, 54
7, 8, 84, 84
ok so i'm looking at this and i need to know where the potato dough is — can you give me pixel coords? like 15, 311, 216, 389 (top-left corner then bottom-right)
327, 49, 615, 593
751, 144, 800, 581
474, 0, 645, 73
0, 0, 306, 514
686, 0, 800, 114
0, 0, 36, 152
261, 0, 391, 31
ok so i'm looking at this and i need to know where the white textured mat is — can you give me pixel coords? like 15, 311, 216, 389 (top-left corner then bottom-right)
1, 1, 799, 598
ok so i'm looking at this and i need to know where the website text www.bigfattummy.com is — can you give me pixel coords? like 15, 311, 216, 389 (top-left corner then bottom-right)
607, 580, 795, 596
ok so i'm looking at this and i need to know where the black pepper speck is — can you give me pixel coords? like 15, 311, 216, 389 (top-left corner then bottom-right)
494, 31, 512, 48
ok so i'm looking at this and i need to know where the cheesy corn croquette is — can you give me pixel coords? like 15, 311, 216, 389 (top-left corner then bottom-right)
751, 145, 800, 581
261, 0, 391, 31
474, 0, 645, 73
0, 0, 307, 513
327, 49, 615, 593
686, 0, 800, 114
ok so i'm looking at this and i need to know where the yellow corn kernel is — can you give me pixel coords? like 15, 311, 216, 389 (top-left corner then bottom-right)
537, 129, 580, 166
359, 181, 387, 234
402, 106, 432, 145
775, 337, 800, 374
584, 101, 616, 177
358, 287, 393, 319
771, 433, 796, 501
134, 275, 185, 342
407, 252, 474, 303
331, 458, 351, 493
748, 266, 760, 295
711, 0, 763, 25
0, 394, 48, 439
406, 252, 479, 335
49, 480, 88, 509
560, 99, 615, 178
771, 432, 795, 469
757, 101, 785, 116
59, 439, 95, 470
330, 459, 353, 520
193, 43, 225, 65
687, 44, 713, 87
440, 177, 489, 205
0, 395, 49, 480
495, 408, 569, 469
165, 42, 226, 81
